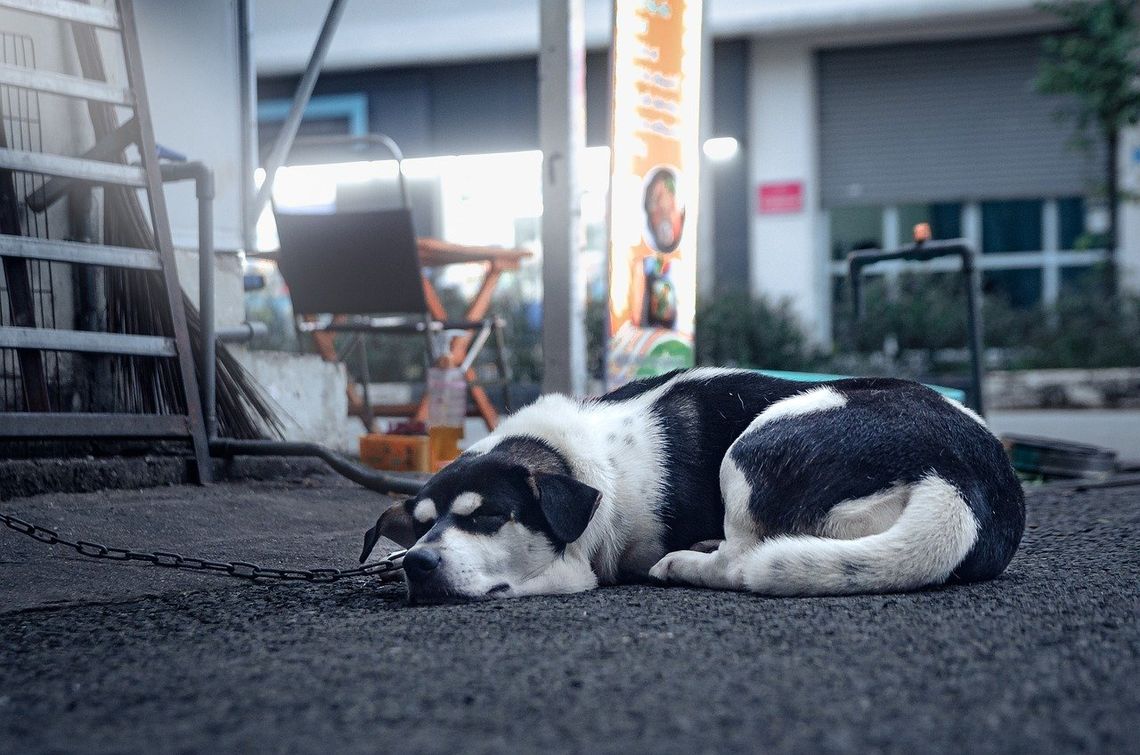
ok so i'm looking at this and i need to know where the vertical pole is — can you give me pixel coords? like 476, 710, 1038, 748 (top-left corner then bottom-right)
252, 0, 349, 219
196, 167, 217, 439
237, 0, 259, 253
1042, 198, 1060, 309
539, 0, 587, 396
963, 247, 986, 416
697, 5, 714, 299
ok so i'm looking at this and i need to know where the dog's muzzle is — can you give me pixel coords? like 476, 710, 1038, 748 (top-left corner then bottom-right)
402, 547, 460, 604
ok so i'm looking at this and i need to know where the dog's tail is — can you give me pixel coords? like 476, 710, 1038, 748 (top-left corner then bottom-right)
739, 475, 979, 596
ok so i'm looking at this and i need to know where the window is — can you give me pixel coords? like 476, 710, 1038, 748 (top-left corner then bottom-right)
829, 206, 882, 260
981, 200, 1043, 254
827, 196, 1109, 324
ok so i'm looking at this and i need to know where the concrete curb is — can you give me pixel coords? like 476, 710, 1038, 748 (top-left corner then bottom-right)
0, 455, 334, 501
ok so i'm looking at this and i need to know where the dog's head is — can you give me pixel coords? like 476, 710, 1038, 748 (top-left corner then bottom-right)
360, 453, 601, 603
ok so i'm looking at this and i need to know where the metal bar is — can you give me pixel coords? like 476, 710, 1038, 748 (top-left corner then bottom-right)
962, 252, 986, 416
118, 0, 212, 482
0, 62, 131, 105
286, 134, 408, 206
26, 117, 138, 211
0, 102, 50, 412
161, 160, 217, 439
0, 326, 176, 356
251, 0, 349, 219
847, 239, 985, 415
539, 0, 587, 395
0, 233, 160, 270
459, 321, 493, 373
198, 169, 216, 440
1, 413, 189, 437
216, 321, 267, 343
828, 249, 1108, 276
237, 0, 259, 252
0, 147, 145, 186
0, 0, 120, 29
355, 336, 376, 433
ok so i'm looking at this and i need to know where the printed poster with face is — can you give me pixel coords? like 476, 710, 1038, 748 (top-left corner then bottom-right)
605, 0, 703, 390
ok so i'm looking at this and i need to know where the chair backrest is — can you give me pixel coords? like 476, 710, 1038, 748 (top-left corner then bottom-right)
274, 207, 429, 317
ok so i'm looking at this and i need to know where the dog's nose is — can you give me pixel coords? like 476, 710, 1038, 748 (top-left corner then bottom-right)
403, 548, 441, 578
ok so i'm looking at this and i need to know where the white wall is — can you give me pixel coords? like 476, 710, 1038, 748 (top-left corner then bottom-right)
747, 40, 830, 344
134, 0, 244, 254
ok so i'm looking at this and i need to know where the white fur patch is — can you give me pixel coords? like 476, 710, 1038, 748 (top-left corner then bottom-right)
741, 474, 979, 596
413, 498, 437, 523
719, 452, 760, 541
751, 386, 847, 428
943, 394, 987, 426
449, 492, 483, 516
821, 483, 910, 540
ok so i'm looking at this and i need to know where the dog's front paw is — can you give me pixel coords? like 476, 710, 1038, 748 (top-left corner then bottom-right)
650, 549, 723, 587
652, 556, 674, 583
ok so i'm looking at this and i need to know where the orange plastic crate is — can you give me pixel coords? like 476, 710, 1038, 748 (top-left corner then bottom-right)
359, 433, 432, 473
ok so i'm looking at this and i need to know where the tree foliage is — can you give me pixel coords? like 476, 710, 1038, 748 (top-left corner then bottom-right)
1036, 0, 1140, 137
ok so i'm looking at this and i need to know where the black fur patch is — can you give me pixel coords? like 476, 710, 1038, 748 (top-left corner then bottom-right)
729, 378, 1024, 583
634, 370, 809, 553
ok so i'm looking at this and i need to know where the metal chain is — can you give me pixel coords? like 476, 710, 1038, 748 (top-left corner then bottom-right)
0, 512, 405, 584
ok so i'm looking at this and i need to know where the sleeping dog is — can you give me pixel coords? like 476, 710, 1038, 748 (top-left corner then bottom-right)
360, 368, 1025, 603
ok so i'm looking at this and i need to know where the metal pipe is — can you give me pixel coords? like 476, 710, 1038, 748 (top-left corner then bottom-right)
237, 0, 259, 253
160, 160, 216, 438
286, 133, 408, 207
210, 439, 425, 496
252, 0, 349, 219
847, 239, 986, 415
963, 253, 986, 416
217, 321, 268, 343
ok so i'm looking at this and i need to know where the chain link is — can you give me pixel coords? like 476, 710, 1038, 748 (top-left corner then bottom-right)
0, 512, 405, 584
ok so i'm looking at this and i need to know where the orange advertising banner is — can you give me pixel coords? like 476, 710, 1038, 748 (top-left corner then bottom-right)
605, 0, 703, 389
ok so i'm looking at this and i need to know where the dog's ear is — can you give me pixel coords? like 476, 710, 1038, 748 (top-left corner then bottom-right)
532, 473, 601, 545
359, 502, 417, 563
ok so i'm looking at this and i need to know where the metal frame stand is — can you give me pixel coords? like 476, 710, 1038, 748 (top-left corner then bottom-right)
847, 238, 986, 415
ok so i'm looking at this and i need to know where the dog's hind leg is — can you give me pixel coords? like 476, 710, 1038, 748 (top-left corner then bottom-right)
649, 452, 759, 590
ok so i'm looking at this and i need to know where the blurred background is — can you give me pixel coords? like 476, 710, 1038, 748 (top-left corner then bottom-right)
2, 0, 1137, 469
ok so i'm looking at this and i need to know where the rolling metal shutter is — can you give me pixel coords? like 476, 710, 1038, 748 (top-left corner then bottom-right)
818, 35, 1100, 208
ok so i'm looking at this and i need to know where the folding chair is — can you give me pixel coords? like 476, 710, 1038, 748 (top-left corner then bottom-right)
272, 142, 510, 432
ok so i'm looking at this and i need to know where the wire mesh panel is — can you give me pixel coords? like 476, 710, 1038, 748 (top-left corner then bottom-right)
0, 30, 71, 413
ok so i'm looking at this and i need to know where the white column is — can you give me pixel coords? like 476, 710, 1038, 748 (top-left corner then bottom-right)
539, 0, 587, 396
746, 40, 829, 344
1118, 126, 1140, 293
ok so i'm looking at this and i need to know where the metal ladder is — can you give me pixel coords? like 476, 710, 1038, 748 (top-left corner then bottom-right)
0, 0, 211, 481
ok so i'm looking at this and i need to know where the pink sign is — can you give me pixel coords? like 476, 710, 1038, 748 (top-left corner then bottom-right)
757, 181, 804, 214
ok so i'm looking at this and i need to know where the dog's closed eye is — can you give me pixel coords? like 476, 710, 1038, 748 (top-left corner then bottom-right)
465, 513, 509, 533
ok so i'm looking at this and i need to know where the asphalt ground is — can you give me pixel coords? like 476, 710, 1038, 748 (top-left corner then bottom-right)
1, 471, 1137, 754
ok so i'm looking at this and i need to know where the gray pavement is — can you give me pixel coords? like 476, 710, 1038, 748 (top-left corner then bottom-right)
987, 409, 1140, 463
1, 472, 1137, 754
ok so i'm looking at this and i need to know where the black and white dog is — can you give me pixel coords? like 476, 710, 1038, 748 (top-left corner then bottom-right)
360, 368, 1025, 603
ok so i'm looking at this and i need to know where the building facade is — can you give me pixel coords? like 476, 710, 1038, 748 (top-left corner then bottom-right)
255, 0, 1140, 345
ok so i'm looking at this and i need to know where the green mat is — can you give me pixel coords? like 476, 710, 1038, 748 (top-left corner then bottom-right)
755, 370, 967, 405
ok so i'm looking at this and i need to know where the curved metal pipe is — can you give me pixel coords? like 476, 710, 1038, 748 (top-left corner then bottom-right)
210, 439, 425, 496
